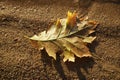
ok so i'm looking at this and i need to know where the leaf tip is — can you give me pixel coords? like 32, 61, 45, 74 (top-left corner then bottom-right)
56, 18, 62, 28
66, 11, 77, 27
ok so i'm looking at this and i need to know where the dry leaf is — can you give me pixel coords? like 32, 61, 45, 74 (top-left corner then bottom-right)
63, 51, 75, 62
27, 11, 97, 62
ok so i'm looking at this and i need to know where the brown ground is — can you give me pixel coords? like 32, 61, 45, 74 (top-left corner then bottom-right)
0, 0, 120, 80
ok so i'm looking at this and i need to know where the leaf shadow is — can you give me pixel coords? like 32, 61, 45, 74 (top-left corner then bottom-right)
41, 50, 67, 80
41, 49, 96, 80
41, 50, 52, 80
53, 54, 67, 80
40, 37, 98, 80
88, 40, 99, 53
65, 57, 95, 80
41, 50, 53, 67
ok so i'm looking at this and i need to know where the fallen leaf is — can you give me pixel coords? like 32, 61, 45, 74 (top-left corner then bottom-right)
83, 36, 96, 43
63, 51, 75, 62
27, 11, 97, 62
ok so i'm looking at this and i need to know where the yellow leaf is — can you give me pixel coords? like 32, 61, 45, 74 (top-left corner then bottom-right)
83, 36, 96, 43
44, 42, 60, 60
59, 38, 92, 58
66, 11, 77, 27
27, 11, 97, 62
63, 51, 75, 62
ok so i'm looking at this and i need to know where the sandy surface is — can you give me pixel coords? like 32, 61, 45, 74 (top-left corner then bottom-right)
0, 0, 120, 80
